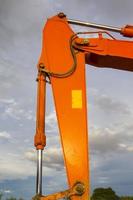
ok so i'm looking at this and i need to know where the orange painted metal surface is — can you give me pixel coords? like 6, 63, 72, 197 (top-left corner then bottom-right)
38, 15, 89, 199
35, 13, 133, 200
74, 36, 133, 71
121, 25, 133, 37
36, 182, 85, 200
34, 72, 46, 150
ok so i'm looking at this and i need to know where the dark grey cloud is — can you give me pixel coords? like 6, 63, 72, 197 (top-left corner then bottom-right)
52, 0, 133, 25
90, 124, 133, 155
25, 147, 64, 171
93, 93, 131, 115
91, 154, 133, 196
0, 0, 133, 198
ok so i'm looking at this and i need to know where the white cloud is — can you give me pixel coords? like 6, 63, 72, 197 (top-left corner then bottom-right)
45, 111, 59, 134
119, 144, 133, 152
5, 106, 33, 120
97, 176, 109, 184
0, 157, 35, 180
1, 98, 34, 121
90, 126, 121, 153
0, 131, 11, 139
46, 111, 57, 128
92, 92, 131, 115
4, 190, 12, 194
0, 146, 64, 181
0, 98, 15, 104
24, 149, 36, 162
90, 124, 133, 155
25, 147, 64, 171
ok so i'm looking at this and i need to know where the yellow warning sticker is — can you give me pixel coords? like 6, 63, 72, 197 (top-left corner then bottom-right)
72, 90, 82, 109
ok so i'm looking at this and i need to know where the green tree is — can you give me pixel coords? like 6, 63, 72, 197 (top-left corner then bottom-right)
6, 197, 17, 200
91, 187, 120, 200
0, 193, 3, 200
120, 197, 133, 200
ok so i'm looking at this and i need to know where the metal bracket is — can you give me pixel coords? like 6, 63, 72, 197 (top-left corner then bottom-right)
37, 63, 51, 84
32, 182, 85, 200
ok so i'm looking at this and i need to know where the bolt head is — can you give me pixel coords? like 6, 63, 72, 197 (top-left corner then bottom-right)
58, 12, 66, 18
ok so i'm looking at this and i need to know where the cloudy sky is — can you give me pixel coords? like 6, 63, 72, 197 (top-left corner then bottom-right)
0, 0, 133, 199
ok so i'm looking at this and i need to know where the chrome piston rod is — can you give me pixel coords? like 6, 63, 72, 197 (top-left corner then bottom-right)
36, 149, 43, 195
68, 19, 121, 33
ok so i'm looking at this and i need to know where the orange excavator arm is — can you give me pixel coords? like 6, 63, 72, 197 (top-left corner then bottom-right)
33, 13, 133, 200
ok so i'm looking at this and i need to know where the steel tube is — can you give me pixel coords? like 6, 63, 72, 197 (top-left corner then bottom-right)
68, 19, 121, 33
36, 149, 43, 195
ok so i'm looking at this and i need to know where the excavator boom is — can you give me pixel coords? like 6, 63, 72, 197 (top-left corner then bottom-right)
33, 13, 133, 200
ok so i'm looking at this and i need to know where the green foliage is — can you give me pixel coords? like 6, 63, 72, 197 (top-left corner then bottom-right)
120, 197, 133, 200
0, 193, 3, 200
91, 187, 120, 200
6, 197, 17, 200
